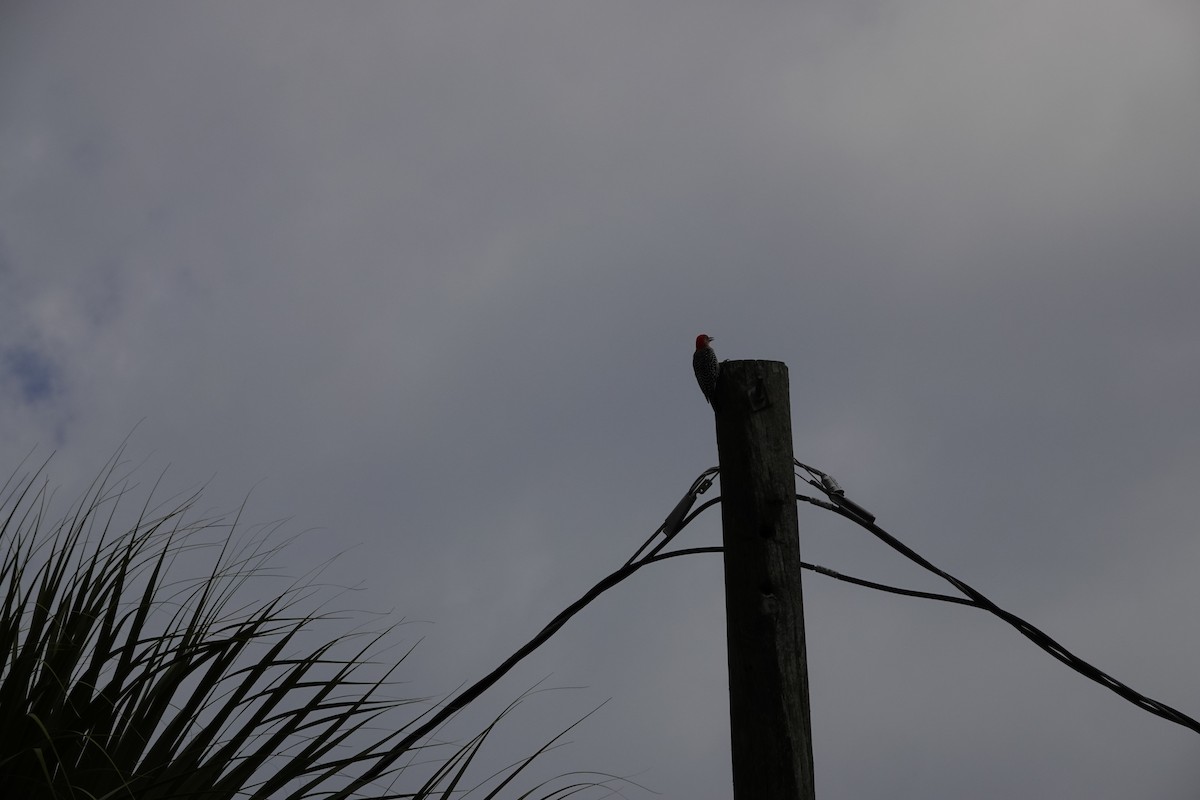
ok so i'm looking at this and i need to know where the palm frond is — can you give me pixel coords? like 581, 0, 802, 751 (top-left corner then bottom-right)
0, 452, 624, 800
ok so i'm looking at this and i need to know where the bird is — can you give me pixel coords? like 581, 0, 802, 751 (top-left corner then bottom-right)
693, 334, 719, 409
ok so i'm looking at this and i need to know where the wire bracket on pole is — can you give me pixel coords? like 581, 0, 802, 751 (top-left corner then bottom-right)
795, 460, 876, 523
626, 467, 719, 567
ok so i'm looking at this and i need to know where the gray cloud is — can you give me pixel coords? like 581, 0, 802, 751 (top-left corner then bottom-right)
3, 2, 1199, 797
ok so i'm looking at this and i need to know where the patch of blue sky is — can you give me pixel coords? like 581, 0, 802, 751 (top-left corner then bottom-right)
3, 345, 59, 405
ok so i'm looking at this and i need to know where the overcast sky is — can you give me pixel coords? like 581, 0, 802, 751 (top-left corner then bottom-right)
3, 2, 1200, 797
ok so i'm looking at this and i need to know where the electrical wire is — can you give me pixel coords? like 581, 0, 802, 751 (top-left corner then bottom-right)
795, 459, 1200, 736
345, 468, 724, 791
625, 467, 717, 567
346, 459, 1199, 792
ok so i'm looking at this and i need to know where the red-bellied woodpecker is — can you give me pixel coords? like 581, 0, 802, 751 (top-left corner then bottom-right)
693, 334, 719, 409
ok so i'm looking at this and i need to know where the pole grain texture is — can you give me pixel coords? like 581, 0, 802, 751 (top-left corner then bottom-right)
714, 359, 815, 800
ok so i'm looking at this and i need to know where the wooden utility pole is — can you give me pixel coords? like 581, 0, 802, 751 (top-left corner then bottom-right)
715, 360, 815, 800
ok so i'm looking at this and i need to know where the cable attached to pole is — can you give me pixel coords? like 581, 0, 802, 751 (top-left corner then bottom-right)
794, 458, 1200, 737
